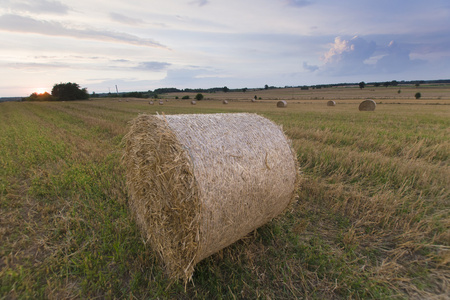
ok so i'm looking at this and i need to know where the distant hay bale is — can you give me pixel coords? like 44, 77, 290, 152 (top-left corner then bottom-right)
191, 100, 196, 105
123, 113, 299, 282
149, 101, 154, 105
251, 98, 256, 102
222, 100, 228, 104
159, 101, 164, 105
277, 100, 287, 108
359, 99, 376, 111
327, 100, 336, 106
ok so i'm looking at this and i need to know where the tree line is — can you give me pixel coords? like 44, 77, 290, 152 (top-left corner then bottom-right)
26, 82, 89, 101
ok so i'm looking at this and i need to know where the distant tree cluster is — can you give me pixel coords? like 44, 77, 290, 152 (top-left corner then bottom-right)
51, 82, 89, 101
122, 91, 147, 98
25, 92, 55, 101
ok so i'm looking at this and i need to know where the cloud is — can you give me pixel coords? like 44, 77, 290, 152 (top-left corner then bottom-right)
0, 14, 168, 48
135, 61, 171, 71
189, 0, 209, 7
285, 0, 312, 7
303, 62, 318, 72
376, 41, 424, 73
6, 62, 69, 72
319, 36, 427, 76
322, 36, 376, 64
320, 36, 376, 75
0, 0, 69, 15
109, 12, 145, 26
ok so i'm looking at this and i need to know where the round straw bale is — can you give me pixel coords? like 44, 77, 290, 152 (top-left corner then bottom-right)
359, 99, 376, 111
191, 100, 196, 105
222, 100, 228, 104
277, 100, 287, 108
149, 101, 154, 105
251, 98, 256, 102
123, 113, 299, 282
159, 101, 164, 105
327, 100, 336, 106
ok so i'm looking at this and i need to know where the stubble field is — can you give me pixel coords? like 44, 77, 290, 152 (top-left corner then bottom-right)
1, 85, 449, 299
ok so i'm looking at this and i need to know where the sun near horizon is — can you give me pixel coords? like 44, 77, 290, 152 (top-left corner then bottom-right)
34, 88, 49, 95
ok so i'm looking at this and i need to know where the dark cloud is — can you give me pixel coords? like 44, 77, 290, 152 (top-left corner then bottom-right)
109, 13, 145, 26
1, 0, 69, 15
319, 36, 424, 76
376, 41, 424, 73
0, 14, 168, 48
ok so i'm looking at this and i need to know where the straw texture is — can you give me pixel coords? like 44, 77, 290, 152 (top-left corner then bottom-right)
327, 100, 336, 106
123, 113, 299, 282
277, 100, 287, 107
359, 99, 376, 111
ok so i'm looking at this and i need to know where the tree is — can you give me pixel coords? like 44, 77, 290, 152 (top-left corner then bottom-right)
223, 86, 229, 93
195, 93, 204, 100
51, 82, 89, 101
264, 84, 269, 90
359, 81, 366, 89
415, 92, 421, 99
26, 92, 55, 101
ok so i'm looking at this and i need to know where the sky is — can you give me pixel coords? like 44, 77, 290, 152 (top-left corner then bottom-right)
0, 0, 449, 97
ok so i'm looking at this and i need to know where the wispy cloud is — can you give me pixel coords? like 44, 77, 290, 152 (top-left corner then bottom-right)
285, 0, 312, 7
109, 12, 145, 26
189, 0, 210, 7
6, 61, 70, 71
0, 14, 168, 48
0, 0, 70, 15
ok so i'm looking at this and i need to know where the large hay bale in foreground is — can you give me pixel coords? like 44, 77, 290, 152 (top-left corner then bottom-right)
277, 100, 287, 108
359, 99, 376, 111
327, 100, 336, 106
123, 113, 299, 282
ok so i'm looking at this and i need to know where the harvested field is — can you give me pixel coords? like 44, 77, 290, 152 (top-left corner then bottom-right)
1, 84, 449, 299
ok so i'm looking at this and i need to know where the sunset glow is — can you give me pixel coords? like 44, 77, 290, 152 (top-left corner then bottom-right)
35, 88, 48, 95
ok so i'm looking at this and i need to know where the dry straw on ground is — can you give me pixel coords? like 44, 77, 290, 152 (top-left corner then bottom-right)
277, 100, 287, 108
123, 113, 300, 282
359, 99, 376, 111
327, 100, 336, 106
